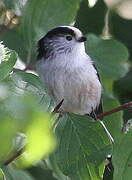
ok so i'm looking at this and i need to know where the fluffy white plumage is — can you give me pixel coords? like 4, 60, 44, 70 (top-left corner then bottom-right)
36, 26, 102, 115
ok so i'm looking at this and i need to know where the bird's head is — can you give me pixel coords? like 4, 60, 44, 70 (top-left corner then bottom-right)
37, 26, 87, 59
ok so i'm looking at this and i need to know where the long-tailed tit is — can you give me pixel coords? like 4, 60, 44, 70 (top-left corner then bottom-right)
36, 26, 114, 142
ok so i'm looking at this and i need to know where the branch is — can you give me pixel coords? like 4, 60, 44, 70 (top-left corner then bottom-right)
97, 101, 132, 119
4, 147, 25, 166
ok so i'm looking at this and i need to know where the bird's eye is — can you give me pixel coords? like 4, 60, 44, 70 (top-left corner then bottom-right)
66, 35, 72, 41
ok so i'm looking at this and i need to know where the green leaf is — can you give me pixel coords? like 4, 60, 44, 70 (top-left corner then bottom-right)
2, 165, 35, 180
11, 71, 46, 92
51, 114, 112, 180
11, 71, 55, 112
114, 70, 132, 122
15, 112, 56, 167
1, 88, 56, 167
19, 0, 80, 63
0, 168, 6, 180
0, 110, 17, 163
0, 51, 17, 81
28, 165, 57, 180
47, 157, 71, 180
75, 0, 107, 34
0, 72, 56, 167
85, 34, 129, 82
1, 0, 80, 63
112, 130, 132, 180
0, 29, 28, 62
114, 71, 132, 99
111, 14, 132, 61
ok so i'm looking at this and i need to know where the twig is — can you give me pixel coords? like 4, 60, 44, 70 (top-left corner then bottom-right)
97, 101, 132, 119
4, 147, 25, 166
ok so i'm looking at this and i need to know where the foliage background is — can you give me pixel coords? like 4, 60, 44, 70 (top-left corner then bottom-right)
0, 0, 132, 180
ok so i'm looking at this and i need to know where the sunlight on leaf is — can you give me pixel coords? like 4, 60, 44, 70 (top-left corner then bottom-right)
0, 41, 10, 63
88, 0, 98, 7
16, 112, 56, 167
0, 112, 17, 163
0, 50, 17, 81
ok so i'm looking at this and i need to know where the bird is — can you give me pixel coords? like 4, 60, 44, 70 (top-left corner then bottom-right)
36, 26, 114, 142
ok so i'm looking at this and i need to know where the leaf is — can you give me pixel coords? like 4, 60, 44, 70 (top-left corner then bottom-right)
47, 157, 71, 180
1, 88, 56, 167
112, 130, 132, 180
18, 0, 80, 63
51, 114, 112, 180
0, 110, 17, 163
11, 71, 55, 112
114, 71, 132, 99
2, 165, 35, 180
28, 165, 57, 180
0, 168, 6, 180
111, 14, 132, 60
75, 0, 107, 34
15, 112, 56, 167
0, 51, 17, 81
0, 71, 56, 167
11, 71, 46, 92
85, 34, 129, 82
1, 0, 80, 63
0, 29, 28, 62
114, 70, 132, 122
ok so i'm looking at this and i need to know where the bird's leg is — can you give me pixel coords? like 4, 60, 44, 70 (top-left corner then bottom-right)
52, 99, 64, 113
52, 99, 64, 130
89, 110, 98, 120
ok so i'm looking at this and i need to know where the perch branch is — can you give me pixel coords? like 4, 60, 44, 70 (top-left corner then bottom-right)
97, 101, 132, 119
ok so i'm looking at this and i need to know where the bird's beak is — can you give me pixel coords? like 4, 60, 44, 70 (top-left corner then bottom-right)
77, 36, 87, 42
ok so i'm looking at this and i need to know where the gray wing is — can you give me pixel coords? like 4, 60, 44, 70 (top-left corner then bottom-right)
90, 63, 103, 120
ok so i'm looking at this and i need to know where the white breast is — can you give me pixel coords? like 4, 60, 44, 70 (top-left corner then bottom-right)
36, 49, 102, 115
